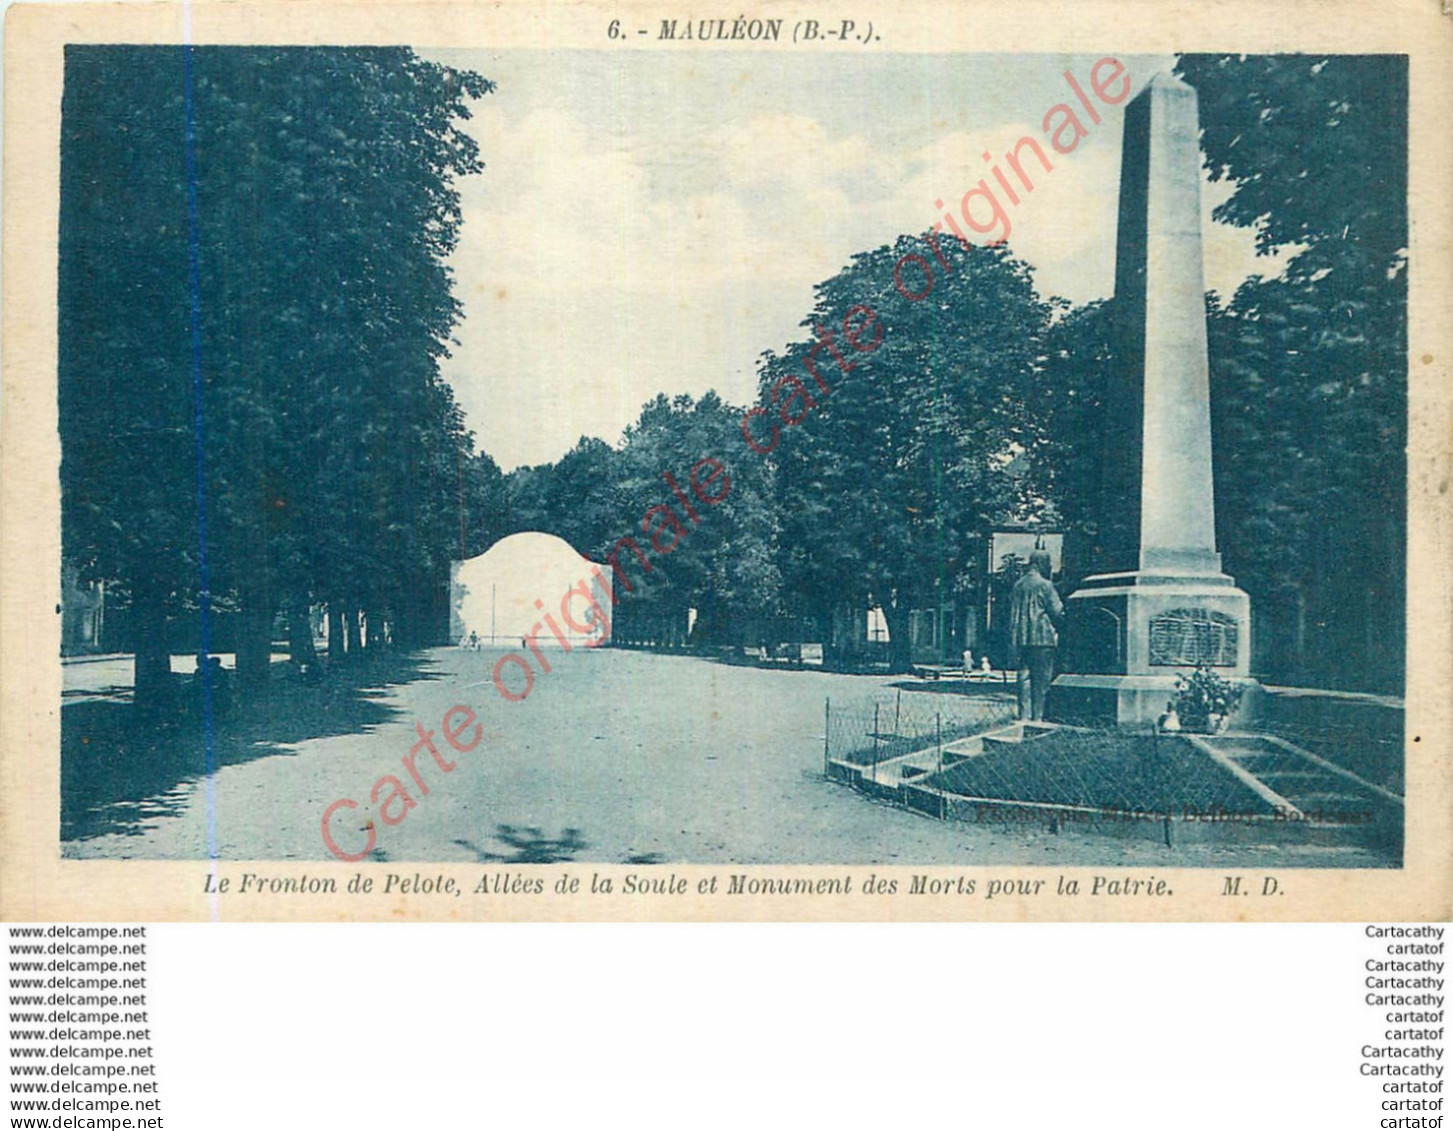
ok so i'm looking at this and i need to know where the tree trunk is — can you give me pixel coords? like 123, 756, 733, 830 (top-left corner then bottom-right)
288, 600, 318, 667
882, 600, 914, 674
1292, 585, 1307, 686
821, 605, 841, 665
236, 581, 273, 694
393, 593, 416, 650
235, 493, 273, 693
131, 580, 174, 713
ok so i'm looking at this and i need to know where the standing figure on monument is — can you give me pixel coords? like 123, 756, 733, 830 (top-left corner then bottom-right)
1009, 550, 1063, 722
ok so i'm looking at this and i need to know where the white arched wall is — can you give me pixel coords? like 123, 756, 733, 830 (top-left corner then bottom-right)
450, 532, 615, 647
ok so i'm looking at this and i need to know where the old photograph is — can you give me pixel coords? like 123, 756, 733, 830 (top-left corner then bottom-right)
3, 0, 1449, 921
48, 43, 1410, 869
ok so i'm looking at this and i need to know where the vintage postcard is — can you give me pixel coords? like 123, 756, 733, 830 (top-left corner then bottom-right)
2, 0, 1449, 921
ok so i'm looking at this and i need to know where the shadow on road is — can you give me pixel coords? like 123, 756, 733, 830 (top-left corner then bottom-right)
61, 653, 442, 842
448, 828, 670, 865
886, 679, 1017, 698
452, 825, 587, 864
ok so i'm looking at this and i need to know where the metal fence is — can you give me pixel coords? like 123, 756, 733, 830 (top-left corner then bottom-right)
823, 690, 1017, 768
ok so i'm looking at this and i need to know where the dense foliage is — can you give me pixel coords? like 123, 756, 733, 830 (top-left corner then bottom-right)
758, 238, 1053, 671
501, 393, 779, 647
59, 47, 500, 705
1178, 54, 1407, 691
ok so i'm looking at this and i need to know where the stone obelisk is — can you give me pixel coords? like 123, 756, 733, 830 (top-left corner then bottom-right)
1054, 73, 1253, 725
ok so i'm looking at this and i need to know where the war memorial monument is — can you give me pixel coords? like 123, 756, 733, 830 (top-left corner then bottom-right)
1054, 73, 1255, 726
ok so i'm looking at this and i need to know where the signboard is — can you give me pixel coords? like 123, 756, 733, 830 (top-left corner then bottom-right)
989, 531, 1064, 576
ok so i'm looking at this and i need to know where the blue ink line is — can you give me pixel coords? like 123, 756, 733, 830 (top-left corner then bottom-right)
182, 44, 219, 866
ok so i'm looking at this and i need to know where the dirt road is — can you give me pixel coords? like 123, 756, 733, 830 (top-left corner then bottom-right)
63, 647, 1384, 867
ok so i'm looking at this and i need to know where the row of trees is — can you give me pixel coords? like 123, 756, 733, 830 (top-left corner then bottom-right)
501, 236, 1060, 672
501, 393, 780, 647
60, 50, 1406, 701
59, 47, 502, 707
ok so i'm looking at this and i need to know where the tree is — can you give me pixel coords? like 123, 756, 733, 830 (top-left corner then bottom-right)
502, 394, 780, 649
759, 235, 1053, 671
59, 47, 495, 707
503, 436, 627, 556
1176, 54, 1407, 690
610, 393, 779, 647
1031, 299, 1113, 585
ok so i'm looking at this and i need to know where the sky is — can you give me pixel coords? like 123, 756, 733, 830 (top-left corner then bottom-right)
424, 50, 1291, 471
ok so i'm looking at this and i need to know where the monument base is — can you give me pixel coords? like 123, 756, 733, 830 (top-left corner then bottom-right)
1051, 673, 1263, 728
1052, 570, 1255, 727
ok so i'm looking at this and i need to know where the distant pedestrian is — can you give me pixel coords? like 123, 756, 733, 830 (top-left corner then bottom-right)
1008, 550, 1063, 722
191, 653, 232, 717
